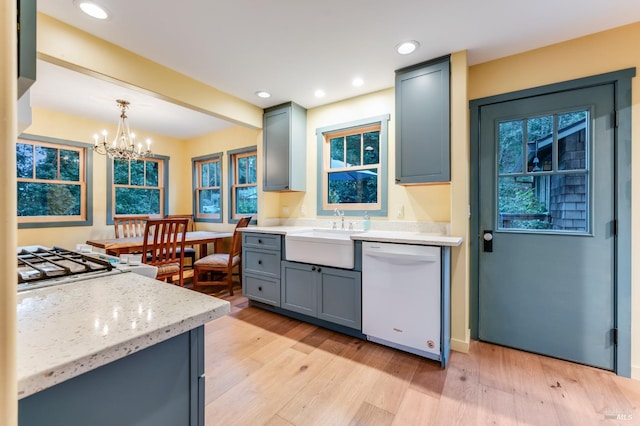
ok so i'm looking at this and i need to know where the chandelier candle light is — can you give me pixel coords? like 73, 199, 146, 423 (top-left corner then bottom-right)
93, 99, 153, 160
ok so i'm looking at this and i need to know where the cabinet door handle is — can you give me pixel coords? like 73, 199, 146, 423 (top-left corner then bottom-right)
311, 266, 316, 271
258, 239, 262, 244
317, 267, 322, 273
258, 260, 262, 265
258, 286, 262, 291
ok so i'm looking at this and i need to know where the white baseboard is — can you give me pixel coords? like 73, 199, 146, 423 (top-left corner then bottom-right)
451, 329, 471, 353
631, 365, 640, 381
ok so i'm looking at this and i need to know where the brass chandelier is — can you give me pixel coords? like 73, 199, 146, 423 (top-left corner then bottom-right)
93, 99, 153, 160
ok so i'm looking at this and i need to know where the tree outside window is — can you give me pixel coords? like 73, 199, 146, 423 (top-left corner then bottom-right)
17, 136, 91, 227
193, 154, 222, 222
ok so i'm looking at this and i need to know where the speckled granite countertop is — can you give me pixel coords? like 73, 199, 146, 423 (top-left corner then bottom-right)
17, 272, 229, 399
240, 226, 463, 246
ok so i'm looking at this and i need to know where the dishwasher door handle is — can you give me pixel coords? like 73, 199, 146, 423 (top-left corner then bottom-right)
364, 251, 438, 264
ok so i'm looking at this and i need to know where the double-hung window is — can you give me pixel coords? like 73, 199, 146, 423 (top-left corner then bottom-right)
317, 115, 389, 216
228, 147, 257, 222
193, 153, 222, 222
17, 135, 92, 228
108, 156, 168, 222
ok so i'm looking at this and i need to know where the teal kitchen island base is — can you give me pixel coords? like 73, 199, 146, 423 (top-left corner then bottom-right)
19, 327, 205, 426
17, 272, 229, 426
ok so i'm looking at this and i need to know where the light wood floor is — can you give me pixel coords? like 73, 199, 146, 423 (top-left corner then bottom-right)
202, 291, 640, 426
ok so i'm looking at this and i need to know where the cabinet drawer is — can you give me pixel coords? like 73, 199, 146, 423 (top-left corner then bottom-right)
243, 233, 282, 251
244, 249, 281, 278
243, 274, 280, 306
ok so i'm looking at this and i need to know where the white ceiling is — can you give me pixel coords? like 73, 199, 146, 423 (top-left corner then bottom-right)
31, 0, 640, 139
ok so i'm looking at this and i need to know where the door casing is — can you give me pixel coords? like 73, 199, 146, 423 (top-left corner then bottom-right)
469, 69, 635, 376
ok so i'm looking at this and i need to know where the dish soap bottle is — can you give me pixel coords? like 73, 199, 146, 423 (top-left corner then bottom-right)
363, 212, 371, 231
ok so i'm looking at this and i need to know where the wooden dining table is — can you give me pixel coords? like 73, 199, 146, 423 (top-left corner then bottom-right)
86, 231, 233, 257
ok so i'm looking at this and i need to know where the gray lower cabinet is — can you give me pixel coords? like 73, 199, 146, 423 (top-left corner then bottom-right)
281, 261, 362, 330
18, 327, 205, 426
395, 55, 450, 184
242, 232, 282, 306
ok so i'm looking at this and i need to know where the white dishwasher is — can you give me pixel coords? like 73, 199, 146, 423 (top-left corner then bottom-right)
362, 241, 442, 360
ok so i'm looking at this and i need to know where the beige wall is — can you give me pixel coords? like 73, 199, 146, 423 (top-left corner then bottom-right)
468, 22, 640, 378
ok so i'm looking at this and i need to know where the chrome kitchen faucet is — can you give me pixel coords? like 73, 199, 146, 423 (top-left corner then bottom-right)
334, 208, 345, 229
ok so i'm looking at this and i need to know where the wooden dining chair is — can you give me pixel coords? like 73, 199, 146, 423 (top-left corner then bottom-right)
114, 215, 149, 238
142, 218, 189, 287
165, 214, 196, 268
193, 216, 251, 295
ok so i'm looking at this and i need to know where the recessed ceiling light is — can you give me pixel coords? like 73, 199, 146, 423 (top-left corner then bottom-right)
314, 89, 326, 98
396, 40, 420, 55
73, 0, 110, 20
255, 91, 271, 98
352, 78, 364, 87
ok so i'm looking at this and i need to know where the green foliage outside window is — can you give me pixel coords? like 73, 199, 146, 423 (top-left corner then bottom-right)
113, 158, 161, 215
17, 141, 83, 217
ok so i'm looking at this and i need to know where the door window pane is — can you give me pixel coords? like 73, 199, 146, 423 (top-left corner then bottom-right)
527, 115, 553, 172
498, 120, 523, 174
498, 176, 551, 230
498, 111, 590, 234
548, 173, 588, 232
558, 111, 587, 171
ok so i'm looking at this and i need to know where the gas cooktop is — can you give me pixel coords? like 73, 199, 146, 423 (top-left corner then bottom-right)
17, 246, 123, 292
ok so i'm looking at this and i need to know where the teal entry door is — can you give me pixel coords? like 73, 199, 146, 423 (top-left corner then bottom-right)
478, 84, 616, 370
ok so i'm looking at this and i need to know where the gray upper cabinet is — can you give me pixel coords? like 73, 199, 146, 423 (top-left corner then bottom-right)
395, 55, 450, 184
263, 102, 307, 191
18, 0, 37, 99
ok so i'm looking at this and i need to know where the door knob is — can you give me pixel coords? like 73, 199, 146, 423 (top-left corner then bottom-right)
483, 230, 493, 252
